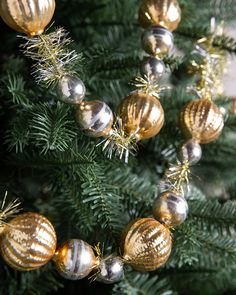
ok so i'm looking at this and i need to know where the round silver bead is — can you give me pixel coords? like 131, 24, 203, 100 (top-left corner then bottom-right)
57, 75, 86, 105
76, 100, 114, 138
178, 139, 202, 165
153, 191, 188, 227
54, 239, 97, 280
141, 57, 165, 80
142, 26, 174, 56
96, 256, 124, 284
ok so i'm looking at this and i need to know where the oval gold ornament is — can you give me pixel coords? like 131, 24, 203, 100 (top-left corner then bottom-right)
180, 99, 224, 144
0, 212, 57, 271
0, 0, 56, 37
138, 0, 181, 31
121, 218, 172, 271
117, 92, 164, 141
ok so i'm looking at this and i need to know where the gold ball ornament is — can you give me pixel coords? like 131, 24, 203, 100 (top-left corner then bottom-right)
0, 212, 57, 271
0, 0, 56, 37
121, 218, 172, 271
138, 0, 181, 31
180, 99, 224, 144
54, 239, 98, 280
117, 92, 164, 141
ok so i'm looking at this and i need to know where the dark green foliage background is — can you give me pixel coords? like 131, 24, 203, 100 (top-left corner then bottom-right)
0, 0, 236, 294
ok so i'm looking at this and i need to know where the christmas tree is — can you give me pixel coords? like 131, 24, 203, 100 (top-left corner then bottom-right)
0, 0, 236, 294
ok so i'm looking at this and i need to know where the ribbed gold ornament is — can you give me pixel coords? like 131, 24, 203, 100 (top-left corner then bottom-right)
180, 99, 224, 144
0, 212, 57, 271
138, 0, 181, 31
121, 218, 172, 271
117, 92, 164, 141
0, 0, 56, 37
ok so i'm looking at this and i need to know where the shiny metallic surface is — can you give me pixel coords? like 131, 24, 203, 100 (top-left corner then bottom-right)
139, 0, 181, 31
54, 239, 98, 280
76, 100, 114, 138
178, 139, 202, 165
0, 213, 57, 271
142, 26, 174, 56
153, 192, 188, 227
180, 99, 224, 144
118, 92, 164, 141
141, 56, 166, 80
57, 75, 86, 105
121, 218, 172, 271
0, 0, 55, 36
96, 256, 124, 284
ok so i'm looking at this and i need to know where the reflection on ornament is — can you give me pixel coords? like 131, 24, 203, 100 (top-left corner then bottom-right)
118, 92, 164, 141
180, 99, 224, 144
76, 100, 114, 138
0, 0, 56, 37
54, 239, 98, 280
0, 212, 57, 271
139, 0, 181, 31
121, 218, 172, 271
153, 191, 188, 227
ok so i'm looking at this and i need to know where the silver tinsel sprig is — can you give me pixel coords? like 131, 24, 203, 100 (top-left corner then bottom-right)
20, 27, 81, 86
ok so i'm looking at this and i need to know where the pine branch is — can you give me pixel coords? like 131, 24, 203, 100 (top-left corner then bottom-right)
78, 161, 124, 238
6, 74, 32, 107
5, 111, 31, 153
176, 24, 209, 40
163, 55, 183, 71
29, 103, 77, 154
112, 272, 174, 295
189, 199, 236, 225
0, 264, 62, 295
107, 165, 157, 218
214, 35, 236, 55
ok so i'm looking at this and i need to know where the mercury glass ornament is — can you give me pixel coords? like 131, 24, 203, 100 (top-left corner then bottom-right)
180, 99, 224, 144
118, 92, 164, 141
54, 239, 98, 280
141, 57, 165, 80
142, 26, 174, 57
139, 0, 181, 31
153, 192, 188, 227
76, 100, 114, 138
0, 213, 57, 271
178, 139, 202, 165
96, 256, 124, 284
57, 75, 86, 105
0, 0, 56, 37
121, 218, 172, 271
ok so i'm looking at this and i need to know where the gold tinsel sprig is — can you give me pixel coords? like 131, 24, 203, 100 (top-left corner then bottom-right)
160, 161, 191, 195
21, 27, 81, 86
0, 192, 21, 234
130, 75, 171, 99
97, 118, 137, 163
188, 22, 228, 100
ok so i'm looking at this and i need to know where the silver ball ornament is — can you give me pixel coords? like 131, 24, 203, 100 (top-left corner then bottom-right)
76, 100, 114, 138
54, 239, 98, 280
153, 191, 188, 227
96, 256, 124, 284
142, 26, 174, 56
178, 139, 202, 165
141, 57, 165, 80
57, 75, 86, 105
